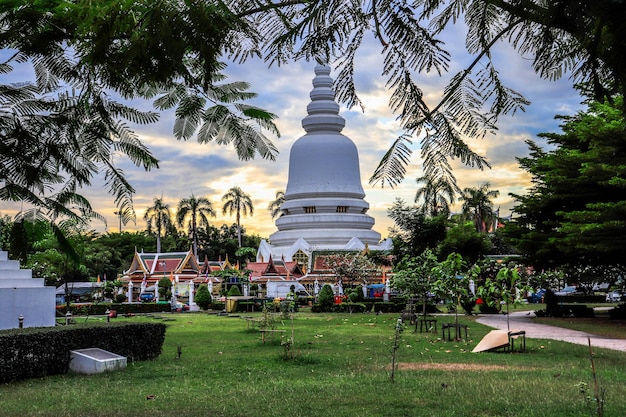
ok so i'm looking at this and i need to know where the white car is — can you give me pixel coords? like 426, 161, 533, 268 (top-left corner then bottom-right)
606, 291, 623, 303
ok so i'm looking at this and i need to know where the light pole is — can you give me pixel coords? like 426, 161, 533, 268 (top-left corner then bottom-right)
114, 211, 122, 232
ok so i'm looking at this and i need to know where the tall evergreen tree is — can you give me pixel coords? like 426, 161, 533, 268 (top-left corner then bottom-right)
505, 97, 626, 277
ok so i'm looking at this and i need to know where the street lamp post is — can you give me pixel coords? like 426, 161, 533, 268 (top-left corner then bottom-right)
114, 211, 122, 232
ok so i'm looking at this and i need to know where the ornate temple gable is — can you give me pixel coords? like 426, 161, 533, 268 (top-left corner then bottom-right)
222, 255, 235, 271
285, 261, 305, 277
177, 250, 200, 274
124, 250, 201, 284
344, 237, 366, 251
126, 251, 150, 275
263, 255, 280, 275
246, 257, 304, 283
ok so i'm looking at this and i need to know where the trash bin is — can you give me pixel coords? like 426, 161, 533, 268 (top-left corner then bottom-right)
108, 310, 117, 318
226, 299, 237, 313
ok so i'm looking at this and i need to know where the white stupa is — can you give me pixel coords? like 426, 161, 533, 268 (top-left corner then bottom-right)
257, 65, 392, 264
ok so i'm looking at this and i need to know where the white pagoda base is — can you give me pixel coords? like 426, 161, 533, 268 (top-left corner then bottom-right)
0, 251, 56, 330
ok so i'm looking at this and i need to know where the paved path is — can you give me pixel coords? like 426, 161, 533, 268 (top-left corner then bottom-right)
475, 310, 626, 352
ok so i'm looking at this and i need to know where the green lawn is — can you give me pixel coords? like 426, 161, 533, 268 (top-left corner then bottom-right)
1, 311, 624, 417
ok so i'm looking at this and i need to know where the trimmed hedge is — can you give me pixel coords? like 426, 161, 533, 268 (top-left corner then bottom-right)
0, 322, 166, 384
56, 302, 171, 316
310, 300, 405, 313
555, 295, 605, 303
609, 303, 626, 319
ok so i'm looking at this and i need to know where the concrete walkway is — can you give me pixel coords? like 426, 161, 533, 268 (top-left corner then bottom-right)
475, 310, 626, 352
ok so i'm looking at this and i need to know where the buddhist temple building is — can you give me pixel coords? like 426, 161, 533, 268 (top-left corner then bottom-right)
256, 65, 392, 278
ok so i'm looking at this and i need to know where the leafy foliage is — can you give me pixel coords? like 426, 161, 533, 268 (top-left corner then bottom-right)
195, 284, 213, 310
0, 0, 277, 232
460, 182, 500, 233
325, 252, 379, 288
222, 186, 254, 248
437, 220, 492, 263
391, 250, 439, 317
317, 283, 335, 311
176, 194, 217, 259
144, 198, 173, 254
386, 198, 448, 258
267, 190, 285, 219
432, 253, 479, 322
504, 97, 626, 278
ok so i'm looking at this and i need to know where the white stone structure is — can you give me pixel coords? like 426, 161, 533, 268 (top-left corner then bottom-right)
257, 65, 392, 264
0, 251, 56, 330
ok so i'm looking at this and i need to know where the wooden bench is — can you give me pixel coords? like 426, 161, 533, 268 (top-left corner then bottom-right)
415, 317, 437, 333
506, 330, 526, 352
259, 329, 286, 344
442, 323, 468, 341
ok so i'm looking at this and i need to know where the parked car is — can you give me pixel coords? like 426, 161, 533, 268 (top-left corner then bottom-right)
606, 291, 623, 303
139, 292, 155, 302
527, 289, 546, 303
554, 286, 580, 296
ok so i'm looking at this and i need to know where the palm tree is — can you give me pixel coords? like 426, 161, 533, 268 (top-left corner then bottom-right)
144, 197, 173, 253
460, 183, 500, 233
176, 194, 216, 259
267, 190, 285, 219
414, 175, 457, 217
221, 187, 254, 248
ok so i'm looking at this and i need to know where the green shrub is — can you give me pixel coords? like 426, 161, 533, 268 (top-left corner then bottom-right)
158, 277, 172, 299
479, 304, 499, 314
317, 284, 335, 311
56, 302, 170, 316
195, 285, 212, 310
0, 322, 166, 384
115, 293, 127, 303
210, 302, 225, 311
334, 302, 368, 313
227, 285, 242, 296
372, 302, 400, 313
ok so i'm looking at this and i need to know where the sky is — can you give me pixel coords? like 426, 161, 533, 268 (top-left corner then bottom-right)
1, 24, 584, 241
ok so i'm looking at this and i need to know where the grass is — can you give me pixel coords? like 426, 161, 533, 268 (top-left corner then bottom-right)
534, 316, 626, 339
1, 311, 625, 417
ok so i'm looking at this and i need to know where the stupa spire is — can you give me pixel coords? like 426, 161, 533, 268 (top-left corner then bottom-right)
301, 65, 345, 133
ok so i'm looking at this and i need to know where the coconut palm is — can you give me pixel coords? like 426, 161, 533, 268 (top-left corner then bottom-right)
460, 183, 500, 233
144, 197, 173, 253
414, 175, 457, 217
267, 190, 285, 219
176, 194, 216, 259
222, 187, 254, 248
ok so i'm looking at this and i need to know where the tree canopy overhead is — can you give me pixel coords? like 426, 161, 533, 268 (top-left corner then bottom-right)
3, 0, 625, 227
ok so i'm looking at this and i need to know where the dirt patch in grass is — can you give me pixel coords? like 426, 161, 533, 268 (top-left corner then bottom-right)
397, 362, 518, 371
